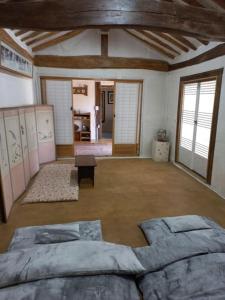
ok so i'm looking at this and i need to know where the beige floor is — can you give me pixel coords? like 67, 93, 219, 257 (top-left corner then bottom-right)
1, 159, 225, 253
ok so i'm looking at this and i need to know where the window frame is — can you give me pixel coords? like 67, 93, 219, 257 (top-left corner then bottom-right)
175, 68, 223, 184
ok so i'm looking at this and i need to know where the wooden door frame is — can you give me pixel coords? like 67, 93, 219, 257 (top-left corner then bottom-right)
40, 76, 143, 157
175, 68, 223, 184
113, 80, 143, 156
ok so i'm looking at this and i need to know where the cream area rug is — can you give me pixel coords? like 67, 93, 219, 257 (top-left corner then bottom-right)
22, 164, 79, 203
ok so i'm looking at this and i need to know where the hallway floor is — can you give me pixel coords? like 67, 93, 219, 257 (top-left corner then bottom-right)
74, 139, 112, 156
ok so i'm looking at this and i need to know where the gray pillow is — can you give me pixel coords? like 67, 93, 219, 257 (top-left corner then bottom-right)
0, 241, 145, 288
163, 215, 211, 233
34, 228, 80, 244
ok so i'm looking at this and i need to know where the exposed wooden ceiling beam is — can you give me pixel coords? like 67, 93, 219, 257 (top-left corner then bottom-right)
101, 32, 108, 57
34, 55, 169, 71
170, 43, 225, 70
196, 38, 209, 45
32, 30, 84, 52
154, 32, 189, 52
21, 31, 41, 42
27, 32, 57, 46
169, 34, 197, 50
125, 29, 175, 59
0, 29, 33, 61
179, 0, 203, 7
139, 30, 180, 55
1, 1, 225, 41
196, 0, 225, 12
15, 30, 27, 36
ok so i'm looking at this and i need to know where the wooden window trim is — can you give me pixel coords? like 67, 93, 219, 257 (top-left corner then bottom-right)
175, 68, 224, 184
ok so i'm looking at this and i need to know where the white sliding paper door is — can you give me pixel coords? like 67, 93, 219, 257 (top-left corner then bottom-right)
45, 80, 73, 149
113, 82, 141, 156
178, 79, 217, 179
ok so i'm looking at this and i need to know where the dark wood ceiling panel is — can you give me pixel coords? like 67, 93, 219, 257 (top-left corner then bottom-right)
0, 1, 225, 41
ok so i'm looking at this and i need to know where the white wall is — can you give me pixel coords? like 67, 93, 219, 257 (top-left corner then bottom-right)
0, 72, 34, 107
73, 80, 96, 140
165, 55, 225, 198
36, 67, 166, 157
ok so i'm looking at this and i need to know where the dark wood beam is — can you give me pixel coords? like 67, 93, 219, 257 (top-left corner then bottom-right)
101, 32, 108, 57
181, 0, 203, 7
139, 30, 180, 55
34, 55, 169, 71
196, 0, 225, 12
32, 30, 84, 52
169, 42, 225, 70
0, 29, 33, 61
125, 30, 175, 59
21, 31, 41, 42
27, 32, 57, 46
154, 32, 189, 52
196, 38, 209, 45
169, 34, 197, 50
15, 30, 27, 36
1, 1, 225, 41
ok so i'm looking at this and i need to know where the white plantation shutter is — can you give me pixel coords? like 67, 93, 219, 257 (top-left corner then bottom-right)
178, 79, 217, 178
179, 83, 197, 151
194, 80, 216, 159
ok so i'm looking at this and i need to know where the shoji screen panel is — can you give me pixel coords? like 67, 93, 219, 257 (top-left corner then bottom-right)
45, 80, 73, 157
35, 105, 56, 164
113, 82, 141, 156
4, 109, 26, 201
19, 108, 31, 186
0, 111, 13, 219
25, 107, 39, 177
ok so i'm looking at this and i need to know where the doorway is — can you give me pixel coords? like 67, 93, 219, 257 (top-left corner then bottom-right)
176, 69, 223, 183
41, 77, 143, 158
73, 79, 113, 156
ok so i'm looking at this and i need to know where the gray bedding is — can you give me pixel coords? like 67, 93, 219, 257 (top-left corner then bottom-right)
0, 275, 140, 300
139, 215, 224, 244
0, 241, 142, 300
8, 220, 102, 250
134, 230, 225, 299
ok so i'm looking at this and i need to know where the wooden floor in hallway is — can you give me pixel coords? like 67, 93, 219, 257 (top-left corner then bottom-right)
74, 139, 112, 156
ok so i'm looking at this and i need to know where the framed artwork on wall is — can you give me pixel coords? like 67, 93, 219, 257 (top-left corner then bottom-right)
73, 85, 88, 95
108, 91, 114, 104
0, 41, 33, 78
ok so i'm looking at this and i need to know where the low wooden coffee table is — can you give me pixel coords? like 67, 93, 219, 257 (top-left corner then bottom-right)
75, 155, 97, 186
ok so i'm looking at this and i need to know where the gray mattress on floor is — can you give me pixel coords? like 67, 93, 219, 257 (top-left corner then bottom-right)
2, 220, 141, 300
139, 215, 224, 244
8, 220, 102, 250
135, 215, 225, 299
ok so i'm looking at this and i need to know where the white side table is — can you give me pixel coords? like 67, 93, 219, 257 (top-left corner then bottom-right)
152, 139, 170, 162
